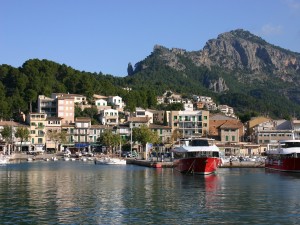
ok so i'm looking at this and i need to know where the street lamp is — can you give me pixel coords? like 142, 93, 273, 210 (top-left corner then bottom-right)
182, 117, 185, 138
10, 118, 13, 155
130, 122, 133, 157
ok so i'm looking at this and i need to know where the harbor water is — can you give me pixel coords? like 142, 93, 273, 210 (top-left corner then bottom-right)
1, 161, 300, 224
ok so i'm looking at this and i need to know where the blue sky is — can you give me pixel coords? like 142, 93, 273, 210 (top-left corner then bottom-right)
1, 0, 300, 77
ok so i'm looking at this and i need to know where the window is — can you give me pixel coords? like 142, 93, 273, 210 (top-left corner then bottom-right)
203, 116, 207, 120
232, 136, 235, 141
226, 136, 229, 141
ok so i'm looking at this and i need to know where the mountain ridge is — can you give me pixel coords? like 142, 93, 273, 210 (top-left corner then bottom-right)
127, 29, 300, 118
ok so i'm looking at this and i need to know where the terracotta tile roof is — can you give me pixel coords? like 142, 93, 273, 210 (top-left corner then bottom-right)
75, 117, 91, 122
149, 124, 172, 129
0, 121, 26, 127
128, 117, 150, 123
220, 121, 243, 129
46, 117, 63, 121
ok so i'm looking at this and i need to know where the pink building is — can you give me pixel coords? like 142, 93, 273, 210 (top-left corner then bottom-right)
56, 96, 75, 125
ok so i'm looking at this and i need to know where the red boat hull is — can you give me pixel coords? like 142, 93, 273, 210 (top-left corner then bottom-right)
174, 157, 221, 175
265, 158, 300, 172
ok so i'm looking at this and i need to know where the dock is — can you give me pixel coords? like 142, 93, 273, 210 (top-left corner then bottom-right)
126, 159, 265, 168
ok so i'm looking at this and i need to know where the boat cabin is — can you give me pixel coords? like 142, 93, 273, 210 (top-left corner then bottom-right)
267, 140, 300, 160
179, 138, 215, 147
173, 138, 220, 159
173, 151, 220, 159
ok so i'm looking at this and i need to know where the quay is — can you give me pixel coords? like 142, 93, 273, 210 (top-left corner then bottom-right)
8, 153, 265, 168
126, 159, 265, 168
126, 158, 174, 168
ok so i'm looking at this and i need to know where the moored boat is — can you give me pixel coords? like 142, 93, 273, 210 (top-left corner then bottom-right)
172, 137, 221, 175
0, 154, 10, 165
265, 140, 300, 172
94, 157, 126, 165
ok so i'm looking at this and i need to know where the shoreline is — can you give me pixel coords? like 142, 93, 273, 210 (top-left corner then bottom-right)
7, 153, 265, 168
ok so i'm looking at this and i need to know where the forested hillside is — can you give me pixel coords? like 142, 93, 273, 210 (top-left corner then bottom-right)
0, 59, 157, 121
1, 29, 300, 121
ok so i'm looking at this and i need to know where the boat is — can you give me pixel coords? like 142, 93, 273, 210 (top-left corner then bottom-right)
265, 140, 300, 172
27, 157, 33, 162
0, 154, 10, 165
172, 137, 222, 175
94, 157, 126, 165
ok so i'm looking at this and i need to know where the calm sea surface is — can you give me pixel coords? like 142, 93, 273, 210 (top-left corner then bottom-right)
1, 160, 300, 225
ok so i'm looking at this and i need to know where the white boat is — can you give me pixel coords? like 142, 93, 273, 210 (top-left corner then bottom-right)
51, 157, 58, 161
265, 140, 300, 172
63, 157, 70, 161
0, 155, 10, 165
94, 157, 126, 165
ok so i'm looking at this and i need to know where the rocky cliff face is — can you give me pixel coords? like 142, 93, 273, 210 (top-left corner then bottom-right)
133, 29, 300, 93
191, 29, 300, 81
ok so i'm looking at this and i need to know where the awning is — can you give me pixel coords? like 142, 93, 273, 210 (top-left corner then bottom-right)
75, 143, 90, 148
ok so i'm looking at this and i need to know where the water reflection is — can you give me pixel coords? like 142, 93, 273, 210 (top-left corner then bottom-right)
1, 162, 300, 224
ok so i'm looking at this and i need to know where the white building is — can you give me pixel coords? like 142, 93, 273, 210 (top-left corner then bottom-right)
99, 109, 119, 125
95, 99, 108, 107
108, 96, 124, 110
134, 108, 153, 124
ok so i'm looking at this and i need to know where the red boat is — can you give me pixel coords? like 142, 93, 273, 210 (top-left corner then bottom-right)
172, 138, 221, 175
265, 140, 300, 172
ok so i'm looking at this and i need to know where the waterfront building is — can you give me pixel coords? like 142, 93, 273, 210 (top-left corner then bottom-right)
45, 117, 63, 152
149, 124, 172, 144
169, 110, 209, 138
291, 119, 300, 139
73, 117, 91, 144
245, 116, 270, 141
209, 114, 244, 143
253, 120, 293, 144
27, 112, 47, 151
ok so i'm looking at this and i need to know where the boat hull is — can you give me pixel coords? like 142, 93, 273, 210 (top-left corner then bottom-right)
95, 158, 126, 165
265, 158, 300, 172
174, 157, 221, 175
